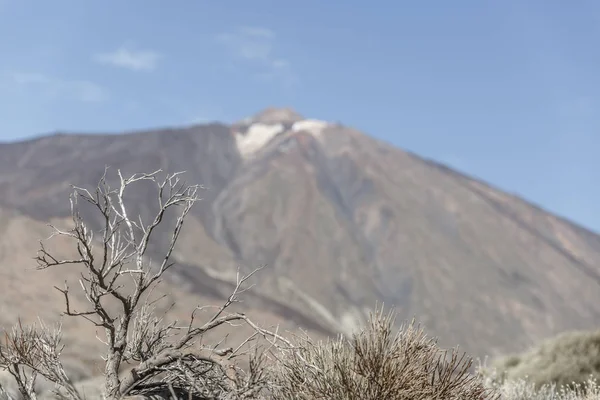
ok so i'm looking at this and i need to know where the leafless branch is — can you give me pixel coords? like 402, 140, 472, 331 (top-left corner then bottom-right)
0, 319, 80, 400
3, 168, 294, 400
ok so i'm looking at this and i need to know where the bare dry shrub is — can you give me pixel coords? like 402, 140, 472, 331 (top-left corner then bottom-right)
268, 306, 498, 400
0, 168, 291, 400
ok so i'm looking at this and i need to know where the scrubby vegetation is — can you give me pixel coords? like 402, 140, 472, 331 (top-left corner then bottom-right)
0, 167, 599, 400
483, 378, 600, 400
268, 308, 497, 400
477, 329, 600, 399
480, 370, 600, 400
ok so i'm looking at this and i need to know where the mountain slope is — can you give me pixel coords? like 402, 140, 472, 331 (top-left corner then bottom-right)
1, 107, 599, 365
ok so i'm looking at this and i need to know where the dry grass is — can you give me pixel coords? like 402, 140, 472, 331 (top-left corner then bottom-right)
3, 310, 600, 400
265, 306, 600, 400
481, 369, 600, 400
267, 306, 497, 400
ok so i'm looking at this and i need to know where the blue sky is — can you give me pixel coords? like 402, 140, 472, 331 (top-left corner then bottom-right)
0, 1, 598, 233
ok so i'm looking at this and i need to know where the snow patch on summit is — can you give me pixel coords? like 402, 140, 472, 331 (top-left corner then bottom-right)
234, 118, 330, 159
235, 123, 284, 158
292, 119, 328, 136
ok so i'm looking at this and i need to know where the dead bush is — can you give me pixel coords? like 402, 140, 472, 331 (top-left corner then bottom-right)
268, 307, 498, 400
0, 168, 291, 400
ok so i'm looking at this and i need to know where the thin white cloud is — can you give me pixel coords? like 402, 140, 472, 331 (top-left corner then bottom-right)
237, 26, 275, 39
93, 45, 161, 71
72, 80, 108, 102
216, 26, 297, 88
11, 72, 49, 85
10, 71, 108, 103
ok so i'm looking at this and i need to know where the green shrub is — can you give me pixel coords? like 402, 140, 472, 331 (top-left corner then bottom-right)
481, 330, 600, 393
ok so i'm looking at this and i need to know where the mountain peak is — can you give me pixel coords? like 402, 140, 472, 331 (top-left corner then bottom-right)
248, 107, 304, 124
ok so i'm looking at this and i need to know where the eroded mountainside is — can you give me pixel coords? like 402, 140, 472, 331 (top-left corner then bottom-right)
1, 107, 600, 370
